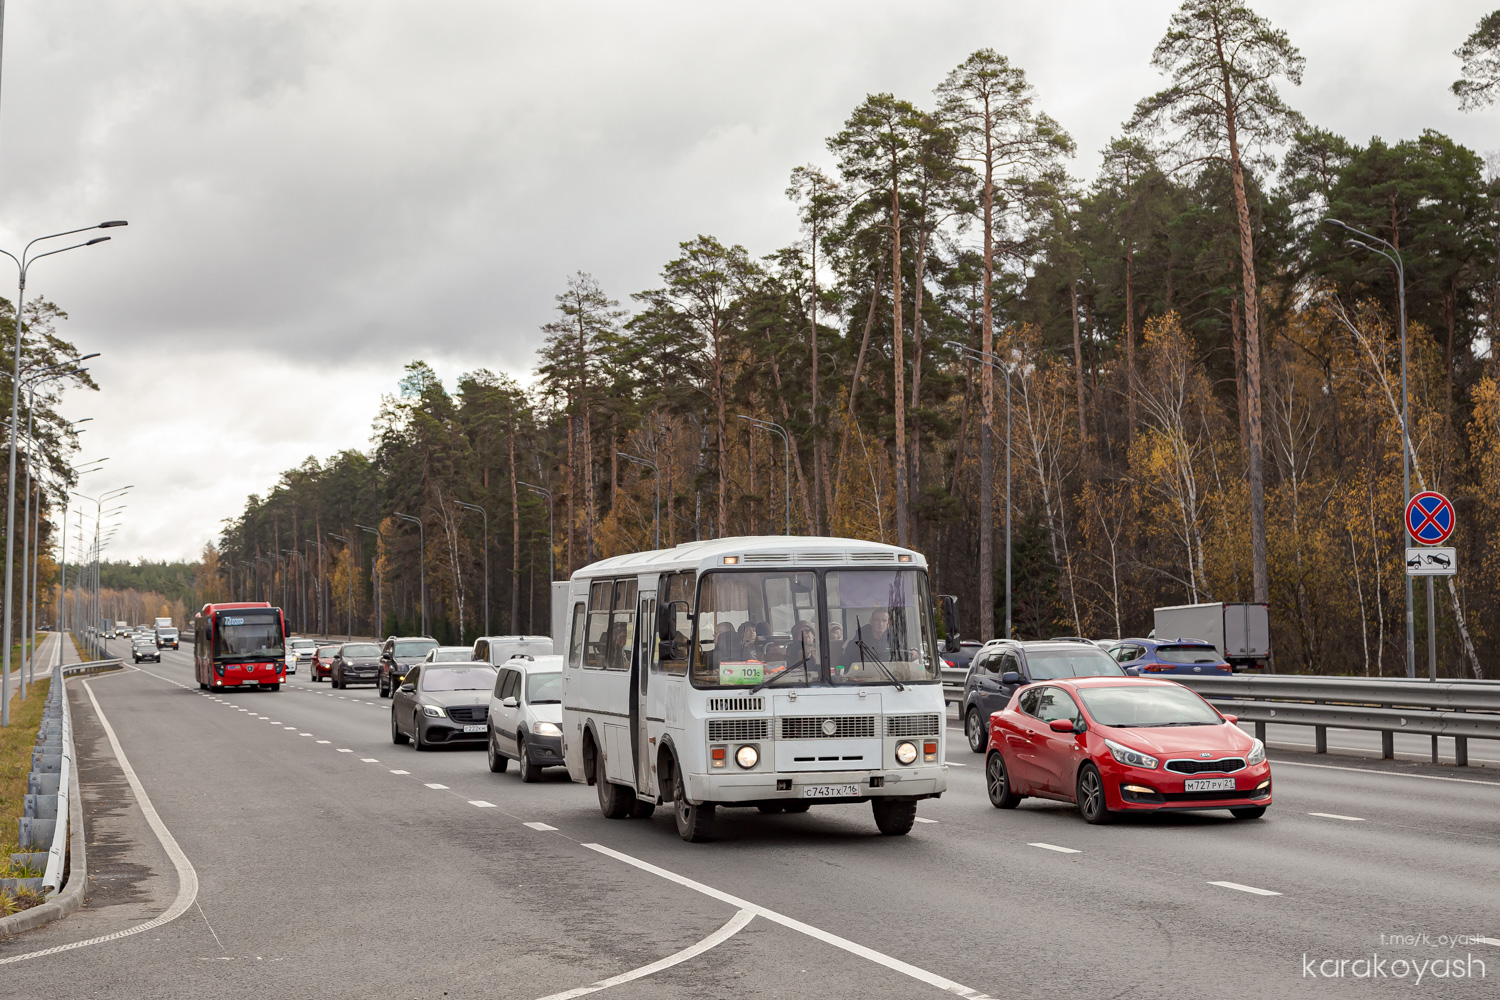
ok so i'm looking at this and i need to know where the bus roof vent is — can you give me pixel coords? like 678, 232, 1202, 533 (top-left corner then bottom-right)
849, 552, 896, 563
795, 552, 846, 563
742, 553, 791, 564
707, 696, 765, 713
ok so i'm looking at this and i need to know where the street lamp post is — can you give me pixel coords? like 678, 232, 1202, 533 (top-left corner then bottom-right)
304, 540, 328, 635
70, 486, 130, 665
736, 415, 790, 535
392, 513, 426, 636
20, 363, 94, 687
328, 532, 353, 639
517, 483, 553, 585
0, 222, 124, 726
1325, 219, 1417, 680
49, 454, 105, 675
616, 452, 661, 550
355, 523, 382, 637
946, 341, 1014, 640
453, 502, 489, 637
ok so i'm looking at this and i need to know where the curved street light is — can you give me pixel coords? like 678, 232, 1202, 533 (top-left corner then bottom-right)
736, 415, 790, 536
517, 483, 553, 585
354, 524, 382, 637
392, 513, 426, 636
453, 501, 489, 637
328, 532, 353, 639
0, 222, 123, 725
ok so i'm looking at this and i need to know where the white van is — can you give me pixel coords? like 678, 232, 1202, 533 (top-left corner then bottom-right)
562, 536, 948, 842
471, 635, 553, 665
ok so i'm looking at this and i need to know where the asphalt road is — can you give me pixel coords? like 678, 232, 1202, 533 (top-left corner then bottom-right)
4, 640, 1498, 998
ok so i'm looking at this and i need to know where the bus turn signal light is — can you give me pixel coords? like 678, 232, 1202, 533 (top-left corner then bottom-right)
923, 741, 937, 762
711, 746, 726, 768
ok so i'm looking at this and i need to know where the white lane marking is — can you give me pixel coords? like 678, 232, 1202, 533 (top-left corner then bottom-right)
425, 783, 449, 789
1273, 759, 1500, 787
944, 761, 966, 767
1474, 937, 1500, 947
524, 821, 558, 831
316, 740, 331, 744
914, 817, 938, 824
583, 843, 995, 998
284, 727, 296, 730
469, 800, 497, 808
0, 681, 203, 966
299, 733, 313, 737
1308, 812, 1365, 822
390, 769, 410, 775
1028, 842, 1081, 854
237, 709, 248, 712
1262, 735, 1500, 765
535, 909, 755, 1000
336, 749, 353, 753
361, 758, 379, 763
1208, 881, 1281, 896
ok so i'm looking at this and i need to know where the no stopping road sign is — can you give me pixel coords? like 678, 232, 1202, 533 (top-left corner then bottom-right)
1405, 491, 1455, 545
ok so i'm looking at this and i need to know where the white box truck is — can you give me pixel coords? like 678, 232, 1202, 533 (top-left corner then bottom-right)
1153, 602, 1270, 671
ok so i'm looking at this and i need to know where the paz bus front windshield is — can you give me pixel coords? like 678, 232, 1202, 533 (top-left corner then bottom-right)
691, 568, 941, 689
213, 613, 284, 660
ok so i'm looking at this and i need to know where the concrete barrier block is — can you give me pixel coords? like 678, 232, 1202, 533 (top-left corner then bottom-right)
23, 794, 58, 820
17, 817, 56, 848
27, 772, 60, 795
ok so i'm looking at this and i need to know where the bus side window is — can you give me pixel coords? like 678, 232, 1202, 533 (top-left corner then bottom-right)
584, 581, 611, 669
652, 570, 692, 675
568, 602, 587, 670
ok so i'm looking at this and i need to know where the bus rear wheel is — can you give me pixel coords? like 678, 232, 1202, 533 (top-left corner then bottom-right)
596, 774, 632, 819
673, 769, 714, 842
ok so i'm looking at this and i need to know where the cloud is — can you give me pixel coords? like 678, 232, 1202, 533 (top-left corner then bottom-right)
2, 0, 1490, 560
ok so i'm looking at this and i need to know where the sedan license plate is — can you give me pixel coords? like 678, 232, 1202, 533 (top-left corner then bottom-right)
462, 724, 486, 733
1184, 776, 1236, 793
801, 784, 860, 799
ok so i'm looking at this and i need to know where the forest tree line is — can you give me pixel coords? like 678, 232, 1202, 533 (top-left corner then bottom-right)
214, 3, 1500, 677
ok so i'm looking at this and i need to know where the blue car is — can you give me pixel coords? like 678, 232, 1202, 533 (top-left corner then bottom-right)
1106, 638, 1231, 675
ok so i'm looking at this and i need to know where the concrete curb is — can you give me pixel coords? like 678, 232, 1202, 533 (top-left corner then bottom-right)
0, 666, 89, 941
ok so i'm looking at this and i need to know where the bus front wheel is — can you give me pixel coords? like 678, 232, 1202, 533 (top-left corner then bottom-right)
871, 797, 918, 836
673, 769, 715, 842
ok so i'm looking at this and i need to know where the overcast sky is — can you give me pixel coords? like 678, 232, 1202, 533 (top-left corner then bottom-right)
1, 0, 1491, 563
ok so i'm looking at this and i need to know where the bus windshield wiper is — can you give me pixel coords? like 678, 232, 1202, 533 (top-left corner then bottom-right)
851, 617, 904, 691
751, 641, 816, 693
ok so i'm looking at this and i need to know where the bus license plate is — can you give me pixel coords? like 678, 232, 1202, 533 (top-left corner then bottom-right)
1184, 777, 1236, 793
802, 784, 860, 799
463, 725, 486, 733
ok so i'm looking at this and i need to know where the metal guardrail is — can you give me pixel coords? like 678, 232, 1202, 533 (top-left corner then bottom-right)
8, 663, 72, 898
941, 665, 966, 705
1172, 673, 1500, 766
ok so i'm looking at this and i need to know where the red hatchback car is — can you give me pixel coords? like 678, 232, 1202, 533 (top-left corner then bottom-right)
985, 676, 1271, 823
309, 644, 341, 683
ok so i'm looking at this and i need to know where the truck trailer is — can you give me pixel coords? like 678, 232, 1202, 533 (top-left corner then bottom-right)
1153, 602, 1270, 671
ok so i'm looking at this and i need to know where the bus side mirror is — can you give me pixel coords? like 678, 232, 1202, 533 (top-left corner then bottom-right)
657, 602, 675, 642
939, 595, 959, 652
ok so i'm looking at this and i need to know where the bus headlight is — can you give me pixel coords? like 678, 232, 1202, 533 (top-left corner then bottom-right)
895, 741, 918, 765
735, 744, 759, 769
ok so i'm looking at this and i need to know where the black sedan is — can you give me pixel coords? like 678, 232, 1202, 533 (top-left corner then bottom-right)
131, 637, 161, 663
331, 642, 384, 688
391, 663, 497, 751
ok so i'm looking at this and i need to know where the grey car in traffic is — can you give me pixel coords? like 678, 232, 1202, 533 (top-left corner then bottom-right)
390, 662, 498, 750
486, 654, 565, 781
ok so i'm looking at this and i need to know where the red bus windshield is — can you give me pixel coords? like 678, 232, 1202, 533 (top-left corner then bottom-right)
213, 612, 284, 661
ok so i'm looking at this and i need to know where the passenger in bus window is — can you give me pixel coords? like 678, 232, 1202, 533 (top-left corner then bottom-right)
607, 622, 631, 670
828, 621, 847, 668
736, 622, 761, 661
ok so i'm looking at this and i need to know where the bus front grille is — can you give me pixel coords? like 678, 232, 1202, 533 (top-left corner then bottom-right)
885, 713, 941, 737
780, 715, 876, 739
707, 718, 771, 742
707, 696, 764, 713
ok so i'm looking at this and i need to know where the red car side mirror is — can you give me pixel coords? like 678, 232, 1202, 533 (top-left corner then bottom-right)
1048, 719, 1076, 733
1222, 713, 1239, 725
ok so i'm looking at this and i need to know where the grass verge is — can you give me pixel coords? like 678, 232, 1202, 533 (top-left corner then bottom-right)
1, 662, 54, 911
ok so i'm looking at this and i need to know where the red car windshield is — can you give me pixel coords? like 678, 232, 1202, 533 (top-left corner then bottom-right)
1077, 685, 1223, 728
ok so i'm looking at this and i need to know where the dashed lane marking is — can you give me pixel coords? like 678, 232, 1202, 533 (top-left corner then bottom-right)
425, 783, 449, 789
361, 758, 379, 763
390, 769, 410, 775
914, 817, 938, 824
1273, 759, 1500, 787
337, 749, 353, 753
524, 822, 558, 831
1208, 881, 1281, 896
1475, 937, 1500, 947
316, 740, 331, 744
469, 800, 497, 808
1308, 812, 1365, 822
299, 733, 313, 737
1028, 842, 1080, 854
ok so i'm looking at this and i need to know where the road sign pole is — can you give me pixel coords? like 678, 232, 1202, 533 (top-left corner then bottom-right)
1426, 576, 1436, 682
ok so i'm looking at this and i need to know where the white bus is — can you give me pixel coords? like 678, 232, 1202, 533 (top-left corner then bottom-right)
561, 535, 948, 841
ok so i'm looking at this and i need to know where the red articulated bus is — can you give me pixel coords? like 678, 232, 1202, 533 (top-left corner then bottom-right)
194, 602, 288, 692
